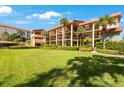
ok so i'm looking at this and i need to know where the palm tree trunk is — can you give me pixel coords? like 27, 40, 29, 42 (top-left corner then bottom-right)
103, 39, 106, 49
80, 39, 81, 46
44, 36, 46, 44
77, 34, 79, 46
79, 36, 81, 46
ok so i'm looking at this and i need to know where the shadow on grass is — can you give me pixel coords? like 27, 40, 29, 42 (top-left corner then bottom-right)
14, 54, 124, 87
0, 74, 14, 87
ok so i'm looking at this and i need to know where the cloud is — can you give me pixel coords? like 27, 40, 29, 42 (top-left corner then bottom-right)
121, 18, 124, 23
0, 6, 13, 15
15, 20, 31, 24
90, 18, 99, 21
47, 21, 56, 25
26, 13, 38, 19
26, 11, 62, 19
65, 11, 71, 14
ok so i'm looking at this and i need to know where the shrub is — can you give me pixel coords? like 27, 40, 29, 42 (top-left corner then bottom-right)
41, 44, 59, 49
41, 44, 81, 51
119, 42, 124, 52
79, 47, 91, 52
58, 46, 80, 51
96, 41, 103, 49
96, 41, 124, 52
8, 46, 41, 49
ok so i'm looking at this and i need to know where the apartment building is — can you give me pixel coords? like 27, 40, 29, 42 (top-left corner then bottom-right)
46, 12, 122, 47
31, 29, 45, 46
0, 24, 31, 46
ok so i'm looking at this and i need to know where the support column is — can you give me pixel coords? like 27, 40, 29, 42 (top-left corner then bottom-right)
56, 29, 58, 45
49, 32, 51, 44
99, 31, 101, 39
71, 24, 73, 46
62, 27, 64, 46
31, 32, 35, 46
92, 23, 95, 48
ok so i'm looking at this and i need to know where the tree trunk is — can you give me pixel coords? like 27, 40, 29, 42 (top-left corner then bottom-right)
80, 39, 81, 46
44, 36, 46, 44
103, 39, 106, 49
77, 34, 79, 46
102, 29, 107, 50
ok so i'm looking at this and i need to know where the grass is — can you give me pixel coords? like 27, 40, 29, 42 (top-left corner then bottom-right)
0, 49, 124, 87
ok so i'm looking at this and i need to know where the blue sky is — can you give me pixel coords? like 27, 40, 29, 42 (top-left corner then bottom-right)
0, 5, 124, 37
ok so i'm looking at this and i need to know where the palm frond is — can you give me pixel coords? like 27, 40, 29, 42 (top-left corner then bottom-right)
77, 26, 86, 34
60, 17, 69, 26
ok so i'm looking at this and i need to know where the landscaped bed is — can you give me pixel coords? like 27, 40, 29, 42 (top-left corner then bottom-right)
0, 49, 124, 87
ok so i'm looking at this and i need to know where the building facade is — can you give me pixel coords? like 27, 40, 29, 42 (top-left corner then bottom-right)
45, 12, 122, 47
0, 24, 31, 46
31, 29, 45, 46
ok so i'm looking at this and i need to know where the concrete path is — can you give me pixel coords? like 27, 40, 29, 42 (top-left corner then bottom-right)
91, 52, 124, 58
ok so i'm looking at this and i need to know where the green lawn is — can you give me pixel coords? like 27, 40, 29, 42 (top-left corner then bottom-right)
0, 49, 124, 87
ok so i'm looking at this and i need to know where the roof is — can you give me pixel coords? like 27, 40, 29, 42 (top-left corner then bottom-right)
48, 12, 121, 32
0, 24, 31, 32
79, 12, 121, 26
0, 41, 16, 44
48, 20, 85, 32
32, 29, 45, 32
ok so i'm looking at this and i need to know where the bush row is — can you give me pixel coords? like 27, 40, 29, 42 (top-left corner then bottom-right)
41, 44, 92, 51
41, 44, 80, 51
79, 47, 91, 52
41, 44, 59, 49
8, 46, 41, 49
58, 46, 80, 51
96, 41, 124, 52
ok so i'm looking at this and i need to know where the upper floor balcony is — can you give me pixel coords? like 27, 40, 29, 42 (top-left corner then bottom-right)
31, 34, 44, 38
35, 39, 44, 43
83, 25, 122, 34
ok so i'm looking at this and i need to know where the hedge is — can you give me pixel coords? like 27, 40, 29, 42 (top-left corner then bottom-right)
58, 46, 80, 51
96, 41, 124, 52
8, 46, 41, 49
41, 44, 59, 49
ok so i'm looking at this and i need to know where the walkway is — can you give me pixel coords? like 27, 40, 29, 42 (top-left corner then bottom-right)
91, 52, 124, 58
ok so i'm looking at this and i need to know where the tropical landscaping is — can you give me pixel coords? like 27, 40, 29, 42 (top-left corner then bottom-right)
0, 12, 124, 87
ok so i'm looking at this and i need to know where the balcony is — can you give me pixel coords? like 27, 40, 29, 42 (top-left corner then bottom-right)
32, 34, 44, 38
35, 39, 44, 43
50, 34, 56, 36
57, 31, 62, 35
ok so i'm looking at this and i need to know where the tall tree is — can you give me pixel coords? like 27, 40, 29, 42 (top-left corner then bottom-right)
1, 30, 10, 41
17, 30, 26, 42
9, 33, 21, 44
83, 37, 92, 45
41, 30, 48, 44
60, 17, 69, 46
76, 26, 86, 46
95, 15, 116, 49
60, 17, 69, 26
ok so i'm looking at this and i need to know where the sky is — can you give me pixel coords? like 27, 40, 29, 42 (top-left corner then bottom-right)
0, 5, 124, 37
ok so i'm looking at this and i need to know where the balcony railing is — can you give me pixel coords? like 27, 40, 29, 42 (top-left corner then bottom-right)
35, 39, 44, 43
32, 34, 43, 38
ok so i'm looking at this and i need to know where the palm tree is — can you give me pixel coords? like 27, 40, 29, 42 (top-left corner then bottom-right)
1, 30, 10, 41
76, 26, 86, 46
95, 15, 116, 49
17, 30, 25, 42
41, 30, 48, 44
60, 17, 69, 46
83, 37, 92, 45
60, 17, 69, 26
25, 40, 31, 46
